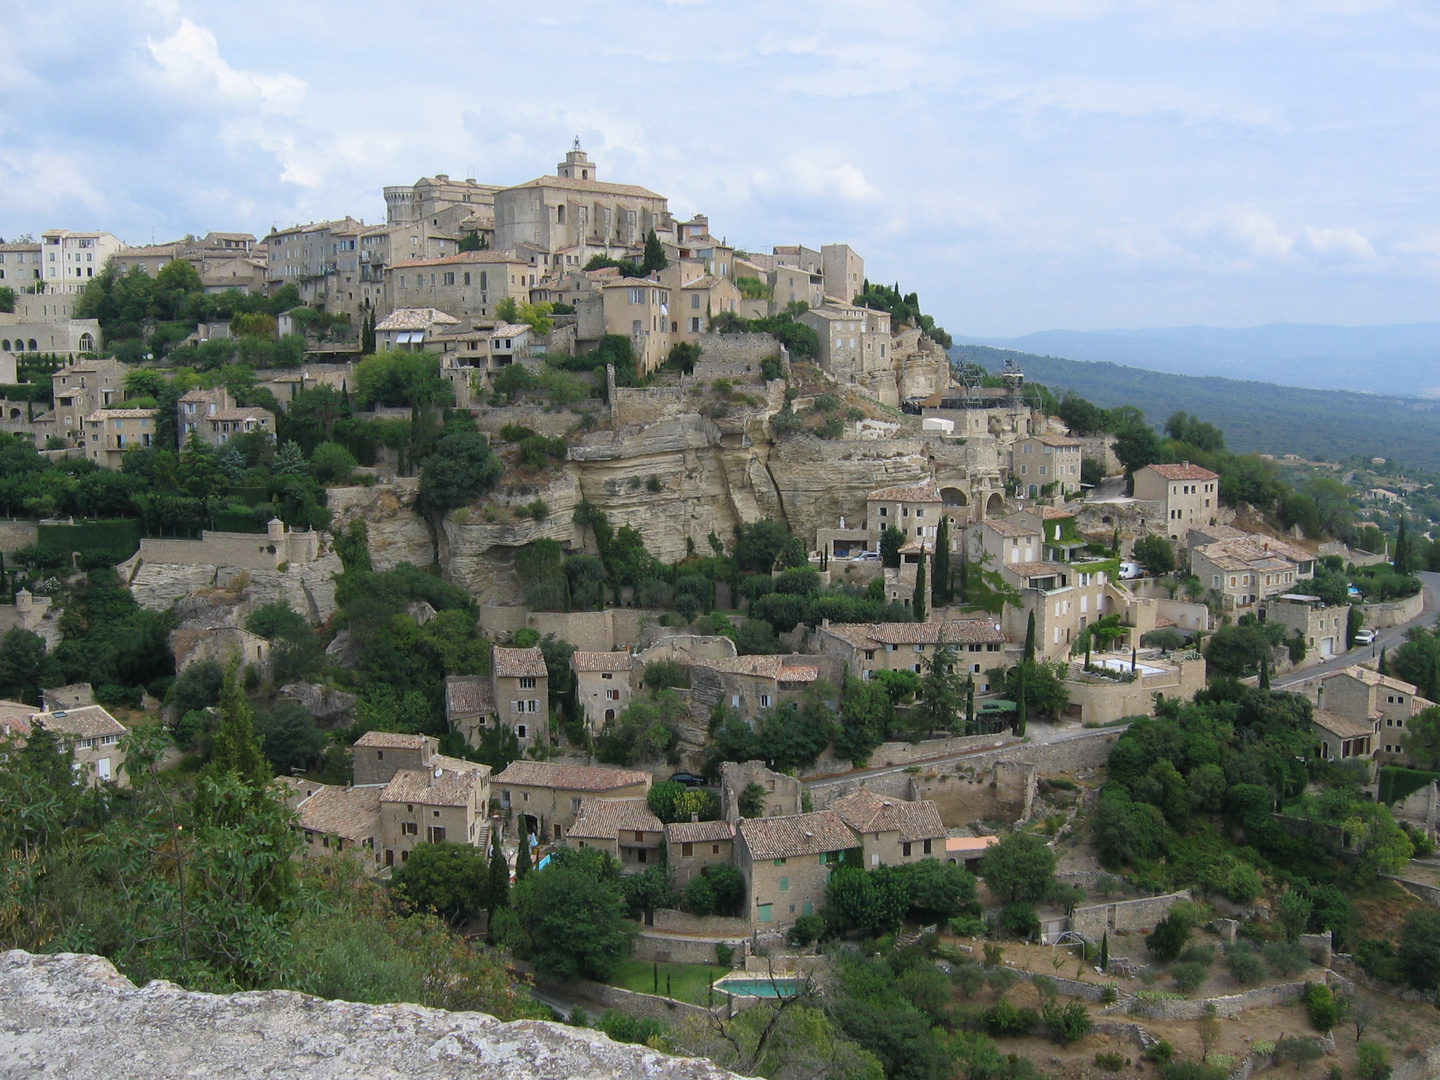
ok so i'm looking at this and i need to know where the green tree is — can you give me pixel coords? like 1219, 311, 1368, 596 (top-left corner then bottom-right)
1395, 515, 1414, 575
488, 828, 510, 914
1146, 913, 1192, 962
514, 827, 532, 882
0, 627, 46, 704
391, 841, 492, 925
911, 549, 927, 622
253, 701, 325, 775
1133, 534, 1176, 573
914, 642, 968, 736
513, 847, 636, 980
640, 229, 668, 275
417, 431, 504, 515
1113, 419, 1162, 481
879, 527, 906, 569
979, 831, 1057, 903
1398, 907, 1440, 989
905, 858, 977, 921
931, 517, 951, 606
1023, 610, 1036, 662
1400, 706, 1440, 770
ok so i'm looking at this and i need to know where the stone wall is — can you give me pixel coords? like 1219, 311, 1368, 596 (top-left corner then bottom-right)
633, 934, 748, 966
534, 973, 723, 1025
1360, 590, 1425, 630
1069, 890, 1193, 941
1126, 980, 1308, 1021
693, 333, 780, 369
804, 733, 1018, 780
611, 384, 695, 428
1, 950, 743, 1080
651, 910, 753, 938
1064, 659, 1206, 726
127, 554, 344, 622
475, 607, 667, 651
469, 405, 591, 439
0, 519, 38, 553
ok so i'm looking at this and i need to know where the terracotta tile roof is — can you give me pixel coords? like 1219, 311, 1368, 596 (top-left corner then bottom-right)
738, 811, 858, 861
1312, 709, 1376, 741
829, 789, 946, 843
1146, 463, 1219, 481
354, 731, 432, 750
568, 797, 664, 840
1005, 561, 1071, 579
207, 408, 272, 422
867, 480, 942, 503
681, 275, 721, 290
375, 308, 460, 331
823, 621, 1003, 649
572, 651, 633, 673
31, 706, 126, 740
666, 820, 734, 845
492, 646, 547, 679
381, 764, 485, 807
445, 675, 493, 717
946, 619, 1008, 644
984, 517, 1040, 538
946, 835, 1000, 855
85, 409, 158, 421
503, 174, 665, 199
1040, 507, 1074, 519
778, 664, 821, 683
297, 784, 383, 842
1033, 436, 1082, 448
1329, 666, 1419, 695
493, 761, 651, 792
1194, 536, 1312, 572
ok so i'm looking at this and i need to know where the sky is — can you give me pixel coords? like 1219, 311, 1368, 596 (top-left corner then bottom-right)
2, 0, 1439, 336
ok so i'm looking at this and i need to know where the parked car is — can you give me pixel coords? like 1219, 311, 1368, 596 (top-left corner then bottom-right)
1353, 629, 1377, 646
669, 772, 706, 788
851, 551, 881, 562
1119, 561, 1143, 580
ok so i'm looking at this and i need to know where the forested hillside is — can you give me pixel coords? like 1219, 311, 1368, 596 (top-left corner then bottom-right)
956, 345, 1440, 470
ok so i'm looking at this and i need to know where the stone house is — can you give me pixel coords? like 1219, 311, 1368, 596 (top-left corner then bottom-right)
1190, 534, 1313, 611
1300, 665, 1435, 764
799, 303, 892, 386
492, 760, 652, 843
998, 559, 1145, 661
490, 646, 549, 749
669, 270, 742, 339
820, 244, 865, 307
172, 625, 271, 678
866, 480, 942, 548
0, 241, 43, 288
53, 357, 126, 447
178, 387, 275, 448
666, 819, 735, 887
1260, 593, 1351, 661
379, 762, 492, 870
1010, 436, 1083, 498
570, 651, 634, 733
969, 515, 1044, 568
9, 705, 129, 786
736, 810, 861, 930
386, 250, 533, 319
566, 797, 666, 871
719, 761, 802, 823
1311, 709, 1376, 767
374, 307, 460, 352
1132, 463, 1220, 540
829, 789, 946, 868
40, 229, 124, 293
289, 782, 384, 868
83, 408, 159, 468
689, 654, 826, 719
0, 316, 99, 371
814, 619, 1007, 685
596, 277, 674, 376
444, 675, 494, 747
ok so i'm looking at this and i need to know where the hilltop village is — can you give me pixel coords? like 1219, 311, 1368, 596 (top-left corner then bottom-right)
5, 145, 1440, 1080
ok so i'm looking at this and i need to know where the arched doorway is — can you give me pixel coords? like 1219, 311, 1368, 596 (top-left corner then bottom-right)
984, 492, 1005, 519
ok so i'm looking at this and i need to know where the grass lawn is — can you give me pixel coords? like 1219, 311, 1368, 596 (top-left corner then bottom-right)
609, 960, 728, 1006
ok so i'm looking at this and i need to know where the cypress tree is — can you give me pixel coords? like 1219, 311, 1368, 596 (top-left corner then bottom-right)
1084, 636, 1092, 671
1259, 651, 1270, 691
957, 545, 970, 603
1015, 668, 1027, 738
514, 826, 532, 882
488, 827, 510, 912
1100, 931, 1109, 972
641, 229, 668, 275
1379, 646, 1388, 676
932, 516, 951, 606
1024, 610, 1036, 662
965, 675, 975, 736
912, 543, 928, 622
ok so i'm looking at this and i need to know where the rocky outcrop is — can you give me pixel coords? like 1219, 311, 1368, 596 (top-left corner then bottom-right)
326, 479, 433, 571
128, 555, 344, 622
0, 950, 743, 1080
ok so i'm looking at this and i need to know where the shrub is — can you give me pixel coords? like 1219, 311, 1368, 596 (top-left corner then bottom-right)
1030, 974, 1056, 999
986, 967, 1019, 996
1041, 998, 1092, 1044
715, 943, 733, 967
1303, 982, 1338, 1032
1178, 944, 1214, 967
1160, 1065, 1227, 1080
787, 913, 826, 947
1171, 961, 1208, 994
1273, 1037, 1323, 1063
1095, 1051, 1126, 1072
1226, 943, 1265, 985
1000, 902, 1039, 939
949, 915, 987, 937
1355, 1040, 1391, 1080
954, 964, 987, 998
1143, 1040, 1174, 1064
1100, 985, 1118, 1005
596, 1009, 669, 1046
982, 998, 1039, 1037
1147, 913, 1192, 962
1264, 940, 1311, 978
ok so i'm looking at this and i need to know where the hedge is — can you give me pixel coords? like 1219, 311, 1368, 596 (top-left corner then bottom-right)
1378, 766, 1440, 806
36, 518, 143, 559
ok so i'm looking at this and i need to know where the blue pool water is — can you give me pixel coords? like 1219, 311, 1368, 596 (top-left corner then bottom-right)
716, 977, 802, 998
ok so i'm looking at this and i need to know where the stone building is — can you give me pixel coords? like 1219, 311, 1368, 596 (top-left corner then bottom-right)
828, 788, 947, 868
1189, 533, 1314, 611
799, 303, 892, 386
384, 173, 502, 235
1292, 664, 1435, 765
5, 705, 129, 786
492, 760, 651, 843
1132, 463, 1220, 540
1260, 593, 1350, 661
386, 250, 533, 319
378, 763, 492, 869
172, 625, 271, 678
493, 142, 673, 264
689, 654, 826, 719
866, 480, 942, 547
736, 810, 860, 930
83, 408, 159, 468
814, 619, 1006, 684
52, 357, 126, 446
491, 646, 549, 749
1009, 435, 1083, 498
570, 650, 634, 733
566, 797, 665, 871
0, 316, 99, 370
289, 782, 383, 867
0, 241, 43, 287
374, 307, 459, 352
444, 675, 494, 747
177, 387, 275, 448
666, 819, 735, 886
820, 244, 865, 305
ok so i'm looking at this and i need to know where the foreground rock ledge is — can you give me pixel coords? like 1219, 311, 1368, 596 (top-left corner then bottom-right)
0, 950, 745, 1080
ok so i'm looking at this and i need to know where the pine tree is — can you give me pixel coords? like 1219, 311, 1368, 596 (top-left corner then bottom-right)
1024, 610, 1036, 662
272, 440, 308, 477
932, 516, 951, 606
1396, 516, 1413, 575
641, 229, 668, 275
912, 543, 928, 622
515, 827, 532, 882
204, 660, 270, 799
488, 827, 510, 912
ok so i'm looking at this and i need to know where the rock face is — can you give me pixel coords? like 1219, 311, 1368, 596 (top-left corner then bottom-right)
129, 555, 345, 622
0, 950, 744, 1080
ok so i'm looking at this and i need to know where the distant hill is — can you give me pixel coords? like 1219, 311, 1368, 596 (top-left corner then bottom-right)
955, 323, 1440, 397
954, 344, 1440, 471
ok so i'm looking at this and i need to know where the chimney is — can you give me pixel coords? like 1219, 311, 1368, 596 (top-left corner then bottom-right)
690, 811, 699, 823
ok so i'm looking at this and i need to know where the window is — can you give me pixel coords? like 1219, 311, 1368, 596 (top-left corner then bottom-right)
403, 822, 418, 836
442, 272, 455, 286
520, 677, 536, 689
760, 694, 772, 708
902, 842, 912, 857
682, 842, 693, 857
923, 839, 932, 854
606, 688, 620, 700
427, 826, 446, 843
757, 903, 772, 923
774, 858, 787, 866
629, 287, 645, 304
516, 724, 527, 739
779, 877, 789, 892
713, 844, 721, 854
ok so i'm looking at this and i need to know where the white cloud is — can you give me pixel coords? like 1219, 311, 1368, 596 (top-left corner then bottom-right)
1301, 225, 1377, 260
146, 18, 305, 114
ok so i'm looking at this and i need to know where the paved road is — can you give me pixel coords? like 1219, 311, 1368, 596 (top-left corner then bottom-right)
1273, 569, 1439, 688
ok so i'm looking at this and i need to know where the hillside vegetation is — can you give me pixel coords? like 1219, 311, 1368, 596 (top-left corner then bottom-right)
956, 345, 1440, 470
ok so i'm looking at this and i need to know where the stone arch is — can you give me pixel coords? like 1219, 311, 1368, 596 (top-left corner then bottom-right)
78, 332, 95, 352
0, 340, 8, 352
27, 339, 37, 352
985, 492, 1005, 519
940, 486, 968, 507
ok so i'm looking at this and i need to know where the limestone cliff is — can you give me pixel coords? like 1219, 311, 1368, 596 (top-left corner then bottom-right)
0, 950, 743, 1080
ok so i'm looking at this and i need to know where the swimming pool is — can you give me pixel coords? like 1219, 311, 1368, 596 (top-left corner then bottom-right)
1091, 657, 1166, 677
714, 976, 803, 998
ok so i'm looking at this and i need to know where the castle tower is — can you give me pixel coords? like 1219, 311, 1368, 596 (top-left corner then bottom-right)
557, 138, 596, 181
